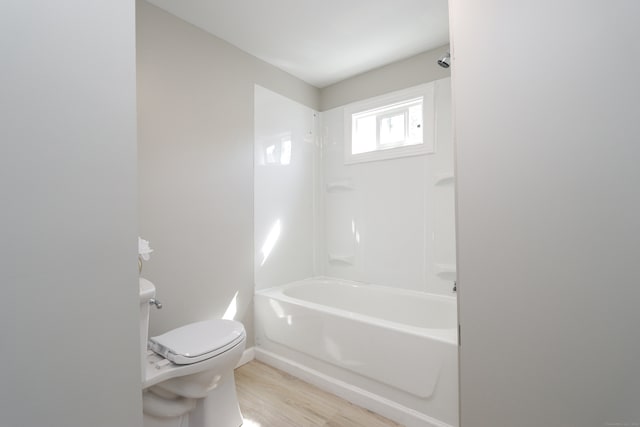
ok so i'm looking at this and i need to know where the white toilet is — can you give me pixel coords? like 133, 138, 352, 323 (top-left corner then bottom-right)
139, 278, 246, 427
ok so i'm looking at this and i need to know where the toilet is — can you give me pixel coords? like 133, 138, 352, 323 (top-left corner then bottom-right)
140, 278, 246, 427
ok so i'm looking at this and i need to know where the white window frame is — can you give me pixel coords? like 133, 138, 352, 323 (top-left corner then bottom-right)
343, 82, 435, 164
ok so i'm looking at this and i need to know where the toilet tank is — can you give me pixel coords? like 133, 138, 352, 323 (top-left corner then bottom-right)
139, 278, 156, 383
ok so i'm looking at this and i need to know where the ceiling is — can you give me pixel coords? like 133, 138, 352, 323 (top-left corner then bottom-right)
145, 0, 450, 88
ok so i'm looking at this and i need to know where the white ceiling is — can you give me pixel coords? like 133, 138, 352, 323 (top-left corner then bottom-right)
145, 0, 450, 88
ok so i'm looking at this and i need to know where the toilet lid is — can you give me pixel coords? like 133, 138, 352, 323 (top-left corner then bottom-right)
149, 319, 245, 365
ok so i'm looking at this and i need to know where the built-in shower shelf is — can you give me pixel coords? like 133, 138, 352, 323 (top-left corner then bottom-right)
326, 180, 354, 192
328, 254, 355, 265
434, 174, 455, 186
435, 263, 457, 281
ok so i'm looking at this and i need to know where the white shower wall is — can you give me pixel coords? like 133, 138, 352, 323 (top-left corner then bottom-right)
322, 78, 455, 294
254, 86, 320, 290
255, 78, 454, 295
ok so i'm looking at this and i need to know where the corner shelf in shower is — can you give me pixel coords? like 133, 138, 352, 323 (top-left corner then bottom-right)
434, 174, 455, 186
435, 263, 457, 281
326, 180, 354, 192
328, 253, 355, 265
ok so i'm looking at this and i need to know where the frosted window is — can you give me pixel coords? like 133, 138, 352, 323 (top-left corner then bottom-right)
379, 113, 406, 146
353, 115, 376, 154
344, 83, 435, 164
407, 104, 423, 144
351, 97, 424, 155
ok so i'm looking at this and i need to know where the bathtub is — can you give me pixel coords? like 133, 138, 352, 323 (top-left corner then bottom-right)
254, 277, 459, 427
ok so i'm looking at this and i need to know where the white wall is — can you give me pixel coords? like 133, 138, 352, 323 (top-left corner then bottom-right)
254, 86, 319, 289
0, 2, 142, 427
321, 78, 455, 294
137, 1, 319, 343
451, 1, 640, 426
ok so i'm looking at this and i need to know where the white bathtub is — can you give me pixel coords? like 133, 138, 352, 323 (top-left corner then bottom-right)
254, 277, 459, 427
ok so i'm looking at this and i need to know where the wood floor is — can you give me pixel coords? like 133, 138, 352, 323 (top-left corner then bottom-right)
235, 361, 403, 427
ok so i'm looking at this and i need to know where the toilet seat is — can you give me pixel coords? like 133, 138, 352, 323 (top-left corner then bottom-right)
149, 319, 246, 365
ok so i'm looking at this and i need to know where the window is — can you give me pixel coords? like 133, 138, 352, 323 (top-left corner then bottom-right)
344, 83, 435, 164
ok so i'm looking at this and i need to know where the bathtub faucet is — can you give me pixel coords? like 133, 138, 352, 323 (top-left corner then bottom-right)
452, 281, 457, 293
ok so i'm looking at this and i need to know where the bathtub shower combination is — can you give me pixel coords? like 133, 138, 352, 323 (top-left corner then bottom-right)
254, 80, 457, 427
255, 278, 458, 427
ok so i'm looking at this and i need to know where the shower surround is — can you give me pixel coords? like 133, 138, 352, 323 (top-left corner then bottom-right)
253, 80, 457, 427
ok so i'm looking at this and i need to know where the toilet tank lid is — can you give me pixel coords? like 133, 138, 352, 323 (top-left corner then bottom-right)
149, 319, 245, 364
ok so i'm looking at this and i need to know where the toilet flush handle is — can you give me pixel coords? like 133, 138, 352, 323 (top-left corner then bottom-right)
149, 298, 163, 309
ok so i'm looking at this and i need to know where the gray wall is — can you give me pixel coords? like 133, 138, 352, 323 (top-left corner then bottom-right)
451, 1, 640, 426
137, 1, 452, 347
137, 1, 319, 344
320, 45, 451, 111
0, 1, 142, 427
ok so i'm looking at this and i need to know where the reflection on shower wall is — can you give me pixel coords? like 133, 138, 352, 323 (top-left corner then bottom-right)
254, 78, 455, 295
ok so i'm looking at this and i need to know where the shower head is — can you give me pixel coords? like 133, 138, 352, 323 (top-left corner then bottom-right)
437, 51, 451, 68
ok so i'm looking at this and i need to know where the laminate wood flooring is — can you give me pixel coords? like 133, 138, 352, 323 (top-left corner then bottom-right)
235, 361, 403, 427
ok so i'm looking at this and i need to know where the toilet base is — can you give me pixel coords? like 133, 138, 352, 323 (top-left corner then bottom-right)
190, 375, 243, 427
143, 413, 189, 427
143, 372, 243, 427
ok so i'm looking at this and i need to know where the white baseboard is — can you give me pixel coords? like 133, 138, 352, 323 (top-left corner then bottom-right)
235, 346, 255, 368
254, 348, 453, 427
